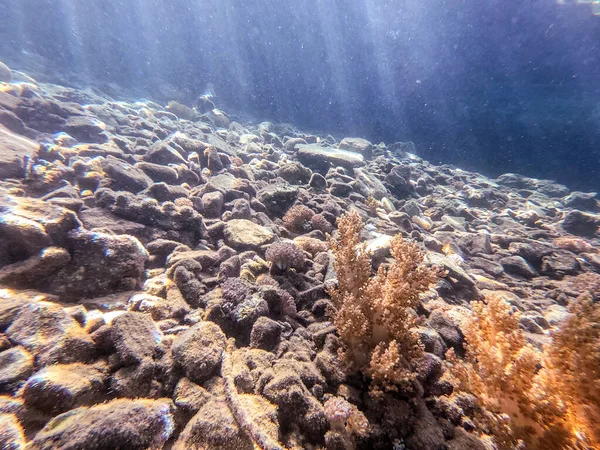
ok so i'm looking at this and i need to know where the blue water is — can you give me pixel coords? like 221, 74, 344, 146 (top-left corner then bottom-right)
1, 0, 599, 191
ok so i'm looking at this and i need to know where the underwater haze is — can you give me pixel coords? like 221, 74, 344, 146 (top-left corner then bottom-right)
1, 0, 599, 191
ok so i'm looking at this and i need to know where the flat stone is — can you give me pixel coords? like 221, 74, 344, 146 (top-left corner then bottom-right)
223, 219, 275, 250
297, 144, 365, 170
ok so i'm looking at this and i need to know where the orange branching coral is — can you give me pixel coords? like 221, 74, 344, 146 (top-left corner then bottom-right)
447, 292, 600, 450
329, 210, 439, 394
545, 294, 600, 448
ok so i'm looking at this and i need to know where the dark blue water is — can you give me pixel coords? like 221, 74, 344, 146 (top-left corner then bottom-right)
1, 0, 599, 192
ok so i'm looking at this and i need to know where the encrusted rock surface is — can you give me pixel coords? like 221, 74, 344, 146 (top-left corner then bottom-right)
0, 67, 597, 449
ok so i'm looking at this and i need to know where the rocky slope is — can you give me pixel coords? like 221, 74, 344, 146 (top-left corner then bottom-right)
0, 63, 599, 449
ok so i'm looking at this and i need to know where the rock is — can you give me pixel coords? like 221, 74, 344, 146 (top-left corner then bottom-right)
562, 210, 599, 237
223, 219, 275, 251
339, 137, 373, 158
0, 194, 80, 260
6, 303, 95, 366
540, 251, 580, 278
276, 162, 311, 184
284, 137, 307, 152
563, 191, 598, 212
500, 255, 538, 279
172, 321, 227, 383
385, 164, 413, 198
134, 161, 179, 184
354, 168, 387, 199
428, 310, 463, 352
308, 172, 327, 190
144, 141, 187, 165
297, 144, 365, 170
0, 346, 34, 391
257, 184, 299, 216
0, 124, 38, 179
0, 247, 71, 288
0, 61, 12, 82
406, 400, 446, 450
205, 147, 224, 172
202, 191, 224, 218
0, 413, 25, 450
508, 241, 553, 264
206, 109, 231, 128
458, 234, 493, 256
250, 316, 283, 351
447, 427, 489, 450
427, 253, 476, 288
28, 398, 175, 450
22, 363, 106, 414
173, 378, 213, 414
166, 101, 196, 120
64, 115, 107, 143
109, 312, 162, 365
48, 229, 149, 301
0, 109, 27, 134
145, 182, 188, 202
328, 181, 353, 197
101, 156, 153, 193
173, 399, 252, 450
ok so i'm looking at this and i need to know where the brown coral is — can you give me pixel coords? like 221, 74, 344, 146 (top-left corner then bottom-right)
329, 210, 439, 394
282, 205, 314, 232
446, 292, 600, 450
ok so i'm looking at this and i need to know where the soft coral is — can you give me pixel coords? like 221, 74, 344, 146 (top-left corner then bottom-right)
329, 211, 439, 394
446, 292, 600, 449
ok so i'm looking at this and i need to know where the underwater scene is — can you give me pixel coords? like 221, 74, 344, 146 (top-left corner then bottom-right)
0, 0, 599, 449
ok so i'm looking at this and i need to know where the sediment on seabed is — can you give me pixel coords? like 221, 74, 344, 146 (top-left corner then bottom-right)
0, 65, 599, 449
